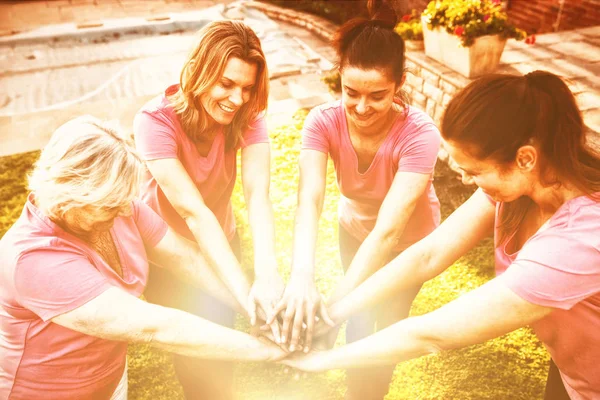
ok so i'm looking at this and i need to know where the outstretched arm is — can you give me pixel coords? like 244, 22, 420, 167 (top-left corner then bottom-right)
271, 149, 334, 351
328, 170, 433, 304
241, 142, 285, 336
52, 287, 285, 362
327, 189, 495, 327
145, 158, 251, 314
284, 275, 552, 371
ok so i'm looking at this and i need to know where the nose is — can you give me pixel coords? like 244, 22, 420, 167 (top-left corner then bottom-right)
229, 87, 244, 107
355, 97, 368, 114
460, 171, 475, 186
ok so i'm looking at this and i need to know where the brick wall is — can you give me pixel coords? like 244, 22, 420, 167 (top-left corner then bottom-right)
506, 0, 600, 34
391, 0, 600, 34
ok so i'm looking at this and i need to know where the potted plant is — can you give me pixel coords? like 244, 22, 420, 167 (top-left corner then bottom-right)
421, 0, 528, 78
395, 10, 424, 51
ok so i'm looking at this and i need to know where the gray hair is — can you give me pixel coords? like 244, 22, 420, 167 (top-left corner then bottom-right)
28, 115, 144, 219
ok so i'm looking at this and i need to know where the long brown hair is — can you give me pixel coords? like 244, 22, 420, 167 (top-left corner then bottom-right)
442, 70, 600, 244
168, 20, 269, 150
332, 0, 410, 107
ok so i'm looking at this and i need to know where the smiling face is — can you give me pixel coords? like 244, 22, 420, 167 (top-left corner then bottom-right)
199, 57, 257, 127
341, 67, 400, 132
443, 139, 534, 202
60, 203, 132, 237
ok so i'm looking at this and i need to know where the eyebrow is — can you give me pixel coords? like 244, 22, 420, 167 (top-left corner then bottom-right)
222, 77, 254, 89
343, 85, 388, 95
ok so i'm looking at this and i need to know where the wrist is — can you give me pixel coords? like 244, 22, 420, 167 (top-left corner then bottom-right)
290, 265, 315, 281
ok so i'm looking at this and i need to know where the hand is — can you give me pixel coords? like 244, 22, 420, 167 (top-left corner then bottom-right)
248, 271, 285, 342
279, 349, 328, 372
258, 335, 289, 362
270, 274, 335, 352
311, 321, 339, 351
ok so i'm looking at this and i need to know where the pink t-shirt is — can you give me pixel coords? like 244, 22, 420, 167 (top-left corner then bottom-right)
0, 195, 167, 400
134, 84, 269, 241
491, 193, 600, 400
302, 100, 441, 250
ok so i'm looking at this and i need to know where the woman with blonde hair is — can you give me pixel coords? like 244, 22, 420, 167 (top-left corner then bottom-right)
134, 20, 283, 398
0, 116, 286, 400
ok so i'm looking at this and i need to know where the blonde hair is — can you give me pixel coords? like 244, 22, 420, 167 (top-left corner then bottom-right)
168, 20, 269, 150
28, 116, 145, 220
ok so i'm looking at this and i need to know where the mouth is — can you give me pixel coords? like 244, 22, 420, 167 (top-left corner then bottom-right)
353, 112, 373, 121
218, 103, 236, 114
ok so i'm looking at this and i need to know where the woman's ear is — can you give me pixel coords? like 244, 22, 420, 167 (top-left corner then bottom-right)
515, 145, 538, 172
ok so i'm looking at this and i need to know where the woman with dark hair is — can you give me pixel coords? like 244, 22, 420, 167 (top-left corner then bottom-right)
283, 71, 600, 400
271, 1, 442, 398
133, 20, 283, 399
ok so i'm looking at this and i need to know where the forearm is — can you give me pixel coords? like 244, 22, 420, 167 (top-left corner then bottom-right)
169, 250, 243, 314
328, 240, 433, 323
186, 210, 250, 307
316, 315, 439, 370
329, 227, 400, 303
143, 302, 276, 361
246, 192, 278, 278
290, 200, 322, 279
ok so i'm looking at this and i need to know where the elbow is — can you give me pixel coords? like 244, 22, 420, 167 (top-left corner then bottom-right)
371, 226, 402, 249
407, 319, 450, 356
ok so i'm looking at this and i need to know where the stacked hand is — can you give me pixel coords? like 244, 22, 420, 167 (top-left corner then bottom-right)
247, 271, 341, 372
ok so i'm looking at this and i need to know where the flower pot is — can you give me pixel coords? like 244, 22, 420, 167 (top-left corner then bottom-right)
404, 40, 424, 51
421, 17, 507, 78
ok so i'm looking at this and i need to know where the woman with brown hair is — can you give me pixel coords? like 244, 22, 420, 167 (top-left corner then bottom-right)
272, 1, 442, 398
133, 20, 283, 399
284, 71, 600, 400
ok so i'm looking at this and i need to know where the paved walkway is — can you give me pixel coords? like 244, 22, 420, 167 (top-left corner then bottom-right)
0, 1, 337, 156
0, 0, 234, 36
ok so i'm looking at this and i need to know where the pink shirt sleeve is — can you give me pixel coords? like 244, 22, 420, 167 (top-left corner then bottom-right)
240, 115, 269, 148
132, 200, 168, 247
133, 110, 179, 161
301, 107, 330, 153
14, 247, 112, 321
397, 122, 441, 174
498, 232, 600, 310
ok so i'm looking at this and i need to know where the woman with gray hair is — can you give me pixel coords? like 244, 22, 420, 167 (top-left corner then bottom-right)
0, 116, 285, 400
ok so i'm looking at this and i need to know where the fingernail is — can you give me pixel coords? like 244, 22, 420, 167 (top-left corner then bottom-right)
304, 346, 309, 353
289, 344, 295, 352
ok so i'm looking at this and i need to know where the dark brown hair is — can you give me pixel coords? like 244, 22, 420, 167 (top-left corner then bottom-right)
442, 70, 600, 244
332, 0, 409, 105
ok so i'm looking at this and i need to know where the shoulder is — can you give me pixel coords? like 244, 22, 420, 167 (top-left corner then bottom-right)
305, 100, 343, 130
402, 106, 439, 134
311, 100, 343, 118
135, 86, 179, 127
520, 196, 600, 268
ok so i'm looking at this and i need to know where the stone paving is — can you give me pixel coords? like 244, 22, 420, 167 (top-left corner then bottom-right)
0, 1, 336, 156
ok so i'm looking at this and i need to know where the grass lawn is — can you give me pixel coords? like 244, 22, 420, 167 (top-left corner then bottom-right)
0, 110, 549, 399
